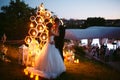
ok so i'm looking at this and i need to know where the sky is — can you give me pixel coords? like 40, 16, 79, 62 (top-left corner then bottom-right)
0, 0, 120, 19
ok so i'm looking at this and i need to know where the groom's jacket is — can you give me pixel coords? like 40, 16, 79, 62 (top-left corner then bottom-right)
54, 25, 65, 49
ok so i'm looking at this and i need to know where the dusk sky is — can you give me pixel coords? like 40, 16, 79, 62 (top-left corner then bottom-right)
0, 0, 120, 19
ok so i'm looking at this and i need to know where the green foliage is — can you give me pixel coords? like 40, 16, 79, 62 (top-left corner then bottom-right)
0, 0, 36, 40
74, 45, 86, 56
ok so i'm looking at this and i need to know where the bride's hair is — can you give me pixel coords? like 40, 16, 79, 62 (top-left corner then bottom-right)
54, 18, 60, 23
46, 22, 53, 30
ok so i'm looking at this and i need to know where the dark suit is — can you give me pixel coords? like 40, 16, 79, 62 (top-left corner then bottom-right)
54, 25, 65, 61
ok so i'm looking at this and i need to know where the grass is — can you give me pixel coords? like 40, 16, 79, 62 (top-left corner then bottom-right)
0, 44, 120, 80
63, 60, 120, 80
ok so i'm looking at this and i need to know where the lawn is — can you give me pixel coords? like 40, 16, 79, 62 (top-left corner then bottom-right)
0, 44, 120, 80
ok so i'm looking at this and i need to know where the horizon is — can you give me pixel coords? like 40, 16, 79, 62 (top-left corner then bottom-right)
0, 0, 120, 20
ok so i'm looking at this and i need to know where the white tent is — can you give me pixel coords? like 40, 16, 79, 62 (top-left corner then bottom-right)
65, 26, 120, 40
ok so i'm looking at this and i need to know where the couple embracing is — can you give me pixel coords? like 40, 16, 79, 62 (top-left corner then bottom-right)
27, 18, 66, 79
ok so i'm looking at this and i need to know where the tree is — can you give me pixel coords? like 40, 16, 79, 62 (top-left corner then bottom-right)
83, 17, 106, 28
0, 0, 36, 40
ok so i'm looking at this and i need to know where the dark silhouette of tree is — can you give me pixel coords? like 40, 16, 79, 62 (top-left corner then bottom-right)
112, 19, 120, 27
0, 0, 36, 40
82, 17, 106, 28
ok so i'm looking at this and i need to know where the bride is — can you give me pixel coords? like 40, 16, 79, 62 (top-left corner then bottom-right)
27, 19, 66, 79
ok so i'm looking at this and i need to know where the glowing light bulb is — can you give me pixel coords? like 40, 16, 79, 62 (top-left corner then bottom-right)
27, 38, 31, 43
74, 60, 77, 63
32, 31, 36, 36
46, 13, 49, 16
36, 17, 44, 23
40, 17, 44, 22
37, 25, 44, 32
76, 59, 79, 63
40, 26, 43, 30
72, 55, 75, 59
45, 11, 51, 18
38, 19, 41, 23
30, 72, 34, 78
35, 75, 39, 80
43, 36, 46, 40
24, 69, 28, 75
30, 23, 34, 28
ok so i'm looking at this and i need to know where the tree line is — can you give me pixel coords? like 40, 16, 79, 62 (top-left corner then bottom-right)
0, 0, 119, 40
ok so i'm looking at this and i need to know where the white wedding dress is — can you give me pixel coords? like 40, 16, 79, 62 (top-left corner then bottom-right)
27, 35, 66, 79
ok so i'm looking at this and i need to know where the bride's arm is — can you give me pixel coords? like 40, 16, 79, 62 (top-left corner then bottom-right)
51, 27, 59, 36
49, 27, 59, 44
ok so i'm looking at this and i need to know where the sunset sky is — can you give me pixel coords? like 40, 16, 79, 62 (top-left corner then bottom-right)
0, 0, 120, 19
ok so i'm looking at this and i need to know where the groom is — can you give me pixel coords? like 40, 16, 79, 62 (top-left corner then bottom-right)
54, 18, 66, 61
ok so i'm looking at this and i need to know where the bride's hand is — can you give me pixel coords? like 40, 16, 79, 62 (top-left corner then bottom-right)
50, 41, 54, 44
